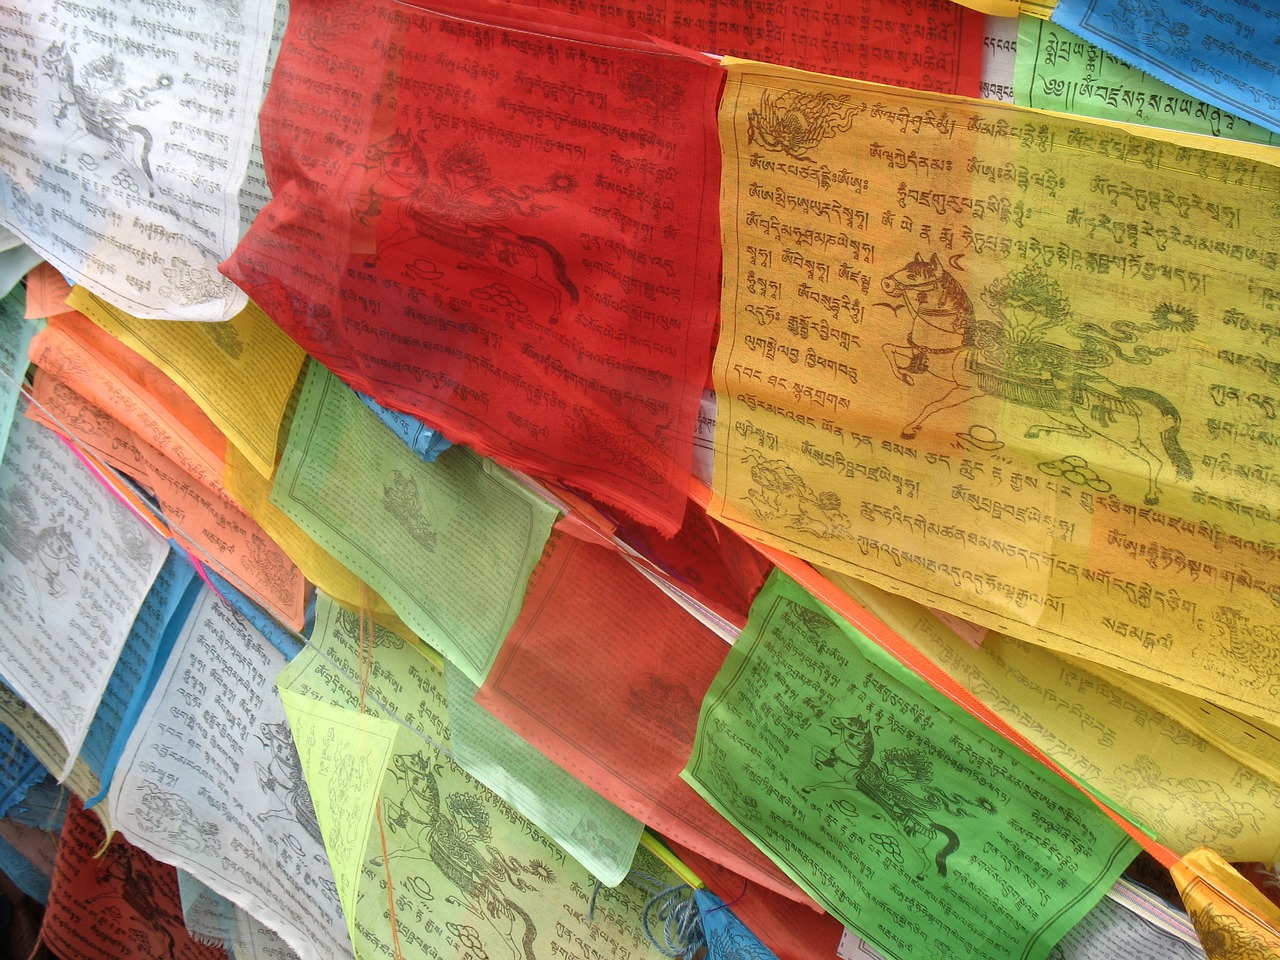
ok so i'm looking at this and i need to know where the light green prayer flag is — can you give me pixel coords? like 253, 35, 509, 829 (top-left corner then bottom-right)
445, 661, 644, 887
1015, 17, 1279, 145
271, 362, 557, 682
683, 570, 1137, 960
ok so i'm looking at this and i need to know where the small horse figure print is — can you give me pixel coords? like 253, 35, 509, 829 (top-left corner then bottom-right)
354, 131, 579, 323
41, 43, 168, 197
880, 253, 1193, 504
801, 714, 976, 879
880, 253, 983, 437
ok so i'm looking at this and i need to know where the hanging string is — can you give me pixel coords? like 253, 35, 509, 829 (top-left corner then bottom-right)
360, 586, 403, 960
373, 802, 404, 960
705, 878, 748, 914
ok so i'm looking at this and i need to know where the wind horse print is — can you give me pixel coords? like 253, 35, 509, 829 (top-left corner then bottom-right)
353, 132, 580, 325
40, 42, 167, 199
801, 712, 984, 880
684, 570, 1136, 960
711, 59, 1280, 726
0, 3, 276, 319
879, 253, 1193, 507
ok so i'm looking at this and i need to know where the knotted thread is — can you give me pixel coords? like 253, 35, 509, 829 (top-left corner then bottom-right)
610, 872, 706, 960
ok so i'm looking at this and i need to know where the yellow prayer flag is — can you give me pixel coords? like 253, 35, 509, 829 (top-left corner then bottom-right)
68, 287, 305, 478
710, 58, 1280, 728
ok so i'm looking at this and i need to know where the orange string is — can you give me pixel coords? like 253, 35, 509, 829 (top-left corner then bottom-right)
359, 585, 404, 960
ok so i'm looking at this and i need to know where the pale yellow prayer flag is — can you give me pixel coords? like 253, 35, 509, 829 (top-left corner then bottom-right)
711, 58, 1280, 726
1081, 656, 1280, 790
68, 287, 305, 477
822, 567, 1280, 862
280, 687, 397, 948
1018, 0, 1055, 18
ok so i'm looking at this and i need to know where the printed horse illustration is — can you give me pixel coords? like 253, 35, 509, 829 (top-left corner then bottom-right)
41, 43, 168, 197
32, 525, 79, 598
354, 131, 579, 323
880, 253, 1193, 504
255, 720, 325, 846
801, 714, 978, 879
378, 752, 540, 960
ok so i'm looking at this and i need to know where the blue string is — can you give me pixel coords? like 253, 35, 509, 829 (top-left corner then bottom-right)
586, 871, 706, 959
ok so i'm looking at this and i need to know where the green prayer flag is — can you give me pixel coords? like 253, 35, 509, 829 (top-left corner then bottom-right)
682, 570, 1137, 960
1015, 17, 1279, 145
271, 361, 556, 682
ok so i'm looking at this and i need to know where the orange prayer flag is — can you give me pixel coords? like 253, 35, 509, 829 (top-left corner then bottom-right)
22, 263, 72, 320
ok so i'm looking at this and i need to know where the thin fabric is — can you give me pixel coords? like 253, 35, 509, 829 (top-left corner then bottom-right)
1171, 848, 1280, 960
709, 58, 1280, 728
695, 889, 781, 960
278, 597, 691, 960
506, 0, 987, 95
1052, 0, 1280, 137
478, 531, 810, 901
0, 0, 278, 319
226, 0, 724, 534
682, 571, 1137, 960
42, 798, 227, 960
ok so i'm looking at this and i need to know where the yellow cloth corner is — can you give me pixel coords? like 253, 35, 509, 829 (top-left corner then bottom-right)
1172, 848, 1280, 959
68, 287, 305, 478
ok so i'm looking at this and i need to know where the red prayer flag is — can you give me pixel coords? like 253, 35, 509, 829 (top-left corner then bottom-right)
610, 494, 773, 628
478, 530, 813, 903
508, 0, 986, 95
224, 0, 723, 535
